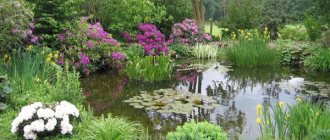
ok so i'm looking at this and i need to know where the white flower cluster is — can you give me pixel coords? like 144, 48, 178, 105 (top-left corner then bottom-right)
11, 101, 79, 140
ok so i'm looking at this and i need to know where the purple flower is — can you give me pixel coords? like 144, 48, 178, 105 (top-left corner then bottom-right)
30, 36, 39, 43
58, 33, 65, 41
112, 52, 126, 60
85, 40, 94, 48
29, 23, 35, 29
12, 28, 19, 33
79, 52, 90, 65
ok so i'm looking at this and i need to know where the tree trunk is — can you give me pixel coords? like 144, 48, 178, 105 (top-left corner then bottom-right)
191, 0, 205, 32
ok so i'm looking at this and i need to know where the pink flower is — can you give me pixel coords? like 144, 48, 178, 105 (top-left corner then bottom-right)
111, 52, 126, 60
85, 40, 94, 48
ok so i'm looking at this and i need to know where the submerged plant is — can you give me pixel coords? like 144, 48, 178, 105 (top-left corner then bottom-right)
192, 43, 218, 59
125, 56, 173, 81
167, 120, 227, 140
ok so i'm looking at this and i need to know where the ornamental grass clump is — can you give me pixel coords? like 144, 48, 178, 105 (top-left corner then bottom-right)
167, 120, 227, 140
257, 99, 330, 140
11, 101, 79, 140
192, 43, 218, 59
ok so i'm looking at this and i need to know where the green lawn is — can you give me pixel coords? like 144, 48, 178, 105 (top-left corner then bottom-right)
205, 23, 221, 36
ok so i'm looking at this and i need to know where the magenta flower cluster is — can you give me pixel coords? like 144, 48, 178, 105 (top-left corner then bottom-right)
169, 19, 212, 45
112, 52, 126, 61
86, 22, 120, 47
121, 32, 135, 44
12, 22, 40, 46
137, 23, 169, 55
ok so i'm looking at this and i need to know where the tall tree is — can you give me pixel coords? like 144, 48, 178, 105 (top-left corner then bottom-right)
191, 0, 205, 31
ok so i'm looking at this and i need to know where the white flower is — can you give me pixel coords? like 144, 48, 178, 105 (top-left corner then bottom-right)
54, 105, 66, 119
30, 102, 43, 109
60, 101, 79, 117
11, 116, 23, 133
45, 118, 57, 131
60, 120, 73, 134
23, 131, 37, 140
23, 125, 32, 134
37, 108, 55, 119
30, 119, 45, 132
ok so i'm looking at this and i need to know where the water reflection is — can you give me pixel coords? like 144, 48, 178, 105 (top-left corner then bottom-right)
82, 59, 330, 140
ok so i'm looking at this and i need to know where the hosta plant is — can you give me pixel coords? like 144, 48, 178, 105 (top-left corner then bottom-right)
11, 101, 79, 140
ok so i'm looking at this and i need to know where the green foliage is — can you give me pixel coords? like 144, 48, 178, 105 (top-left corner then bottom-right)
320, 30, 330, 48
0, 76, 12, 111
304, 16, 322, 41
166, 120, 227, 140
226, 38, 280, 67
123, 43, 145, 60
80, 114, 146, 140
86, 0, 167, 34
219, 0, 262, 31
259, 101, 330, 140
126, 56, 173, 81
27, 0, 84, 46
0, 109, 17, 139
279, 24, 308, 41
305, 48, 330, 72
169, 44, 192, 57
192, 44, 218, 59
0, 0, 34, 54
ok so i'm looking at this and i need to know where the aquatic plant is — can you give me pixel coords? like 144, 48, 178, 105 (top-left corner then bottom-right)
11, 101, 79, 140
80, 114, 146, 140
257, 100, 330, 140
305, 48, 330, 72
124, 89, 220, 115
125, 56, 173, 81
167, 120, 227, 140
225, 37, 280, 66
192, 43, 218, 59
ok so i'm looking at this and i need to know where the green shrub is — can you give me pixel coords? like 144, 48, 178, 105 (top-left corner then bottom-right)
169, 44, 192, 57
258, 101, 330, 140
0, 0, 33, 54
304, 16, 322, 41
226, 37, 280, 66
305, 48, 330, 72
126, 56, 173, 81
123, 43, 145, 60
192, 44, 218, 59
279, 24, 308, 41
166, 120, 227, 140
80, 114, 146, 140
320, 30, 330, 48
0, 76, 12, 111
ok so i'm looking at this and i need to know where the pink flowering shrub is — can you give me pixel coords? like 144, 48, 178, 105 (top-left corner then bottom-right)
58, 18, 124, 75
169, 19, 212, 46
137, 23, 169, 56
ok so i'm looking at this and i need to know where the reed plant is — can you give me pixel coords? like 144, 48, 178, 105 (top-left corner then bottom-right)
305, 48, 330, 72
226, 37, 280, 66
125, 56, 174, 81
257, 100, 330, 140
192, 43, 218, 59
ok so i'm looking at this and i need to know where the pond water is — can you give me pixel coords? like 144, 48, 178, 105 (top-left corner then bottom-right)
82, 59, 330, 140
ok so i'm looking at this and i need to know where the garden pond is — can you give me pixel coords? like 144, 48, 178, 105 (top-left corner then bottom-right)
82, 59, 330, 140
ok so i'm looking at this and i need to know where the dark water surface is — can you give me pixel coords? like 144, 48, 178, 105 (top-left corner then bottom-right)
81, 59, 330, 140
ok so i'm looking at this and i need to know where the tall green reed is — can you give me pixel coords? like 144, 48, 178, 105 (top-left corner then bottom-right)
192, 43, 218, 59
257, 100, 330, 140
125, 56, 174, 81
305, 48, 330, 72
226, 37, 280, 67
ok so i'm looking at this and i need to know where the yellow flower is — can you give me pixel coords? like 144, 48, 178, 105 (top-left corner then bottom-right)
256, 104, 262, 116
48, 53, 53, 58
257, 117, 262, 124
316, 112, 320, 116
27, 45, 33, 50
278, 101, 285, 108
46, 57, 51, 62
54, 53, 59, 59
296, 97, 302, 103
4, 54, 8, 59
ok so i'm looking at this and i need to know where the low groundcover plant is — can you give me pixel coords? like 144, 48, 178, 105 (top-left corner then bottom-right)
11, 101, 79, 140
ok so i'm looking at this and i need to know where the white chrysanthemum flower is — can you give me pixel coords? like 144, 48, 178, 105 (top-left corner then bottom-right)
11, 116, 23, 133
45, 118, 57, 131
30, 119, 45, 132
30, 102, 43, 109
60, 101, 79, 117
23, 125, 32, 134
60, 120, 73, 134
54, 105, 66, 119
37, 108, 55, 119
23, 131, 37, 140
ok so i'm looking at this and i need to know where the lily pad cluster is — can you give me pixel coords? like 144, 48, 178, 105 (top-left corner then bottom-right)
176, 63, 212, 73
124, 89, 220, 115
